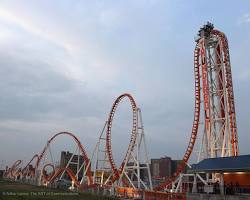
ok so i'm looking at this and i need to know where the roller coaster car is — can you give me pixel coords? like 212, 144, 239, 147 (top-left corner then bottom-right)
198, 22, 214, 38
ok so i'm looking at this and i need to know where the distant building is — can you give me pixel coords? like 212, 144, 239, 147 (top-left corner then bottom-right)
60, 151, 85, 181
150, 156, 172, 179
150, 157, 189, 180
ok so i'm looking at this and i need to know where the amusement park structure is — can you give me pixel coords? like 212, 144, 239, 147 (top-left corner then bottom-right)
3, 22, 239, 199
196, 22, 239, 160
91, 94, 152, 190
154, 22, 239, 192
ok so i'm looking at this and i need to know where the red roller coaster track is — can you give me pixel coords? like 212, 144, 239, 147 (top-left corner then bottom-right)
106, 93, 138, 183
42, 163, 55, 183
153, 45, 201, 191
42, 163, 80, 187
12, 160, 22, 178
6, 159, 22, 179
36, 131, 93, 185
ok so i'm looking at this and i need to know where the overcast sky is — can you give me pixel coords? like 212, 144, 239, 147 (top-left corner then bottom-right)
0, 0, 250, 168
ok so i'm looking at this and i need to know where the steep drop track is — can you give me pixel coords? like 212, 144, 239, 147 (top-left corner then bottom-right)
154, 29, 238, 191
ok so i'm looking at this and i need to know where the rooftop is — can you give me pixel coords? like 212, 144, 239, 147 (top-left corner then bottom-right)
190, 154, 250, 173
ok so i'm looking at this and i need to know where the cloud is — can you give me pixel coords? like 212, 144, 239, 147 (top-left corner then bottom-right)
243, 14, 250, 23
0, 7, 73, 53
239, 13, 250, 24
0, 3, 121, 84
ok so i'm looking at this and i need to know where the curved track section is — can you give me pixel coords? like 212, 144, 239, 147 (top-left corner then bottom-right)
36, 131, 93, 185
42, 164, 80, 187
8, 160, 22, 179
106, 93, 138, 182
42, 163, 55, 183
154, 45, 201, 191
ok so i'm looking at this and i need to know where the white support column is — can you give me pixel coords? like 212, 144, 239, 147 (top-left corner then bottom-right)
175, 174, 183, 193
220, 173, 224, 195
117, 108, 152, 190
192, 173, 197, 193
91, 121, 112, 186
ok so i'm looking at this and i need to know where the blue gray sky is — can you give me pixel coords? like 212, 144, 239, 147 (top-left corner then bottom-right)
0, 0, 250, 168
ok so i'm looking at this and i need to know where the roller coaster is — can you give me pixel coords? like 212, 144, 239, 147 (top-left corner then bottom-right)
3, 23, 239, 199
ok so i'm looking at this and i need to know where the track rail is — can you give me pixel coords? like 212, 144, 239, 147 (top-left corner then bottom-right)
154, 45, 201, 191
36, 131, 93, 185
106, 93, 138, 182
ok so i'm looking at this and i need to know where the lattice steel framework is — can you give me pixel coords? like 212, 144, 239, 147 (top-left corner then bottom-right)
154, 22, 239, 191
196, 22, 239, 160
